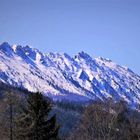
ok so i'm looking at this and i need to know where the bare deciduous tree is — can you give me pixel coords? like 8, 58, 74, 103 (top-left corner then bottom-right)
68, 100, 140, 140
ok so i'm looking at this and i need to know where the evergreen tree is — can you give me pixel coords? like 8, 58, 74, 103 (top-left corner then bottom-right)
16, 92, 59, 140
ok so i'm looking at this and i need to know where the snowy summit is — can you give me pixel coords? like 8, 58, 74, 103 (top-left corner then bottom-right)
0, 42, 140, 107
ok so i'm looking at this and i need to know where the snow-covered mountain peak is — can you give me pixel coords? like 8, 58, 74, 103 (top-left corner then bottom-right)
0, 42, 140, 107
22, 46, 42, 62
95, 57, 117, 69
0, 42, 13, 55
75, 51, 92, 60
46, 52, 56, 58
12, 44, 18, 52
0, 42, 10, 47
96, 56, 112, 63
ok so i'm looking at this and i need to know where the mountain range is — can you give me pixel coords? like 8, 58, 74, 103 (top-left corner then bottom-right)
0, 42, 140, 107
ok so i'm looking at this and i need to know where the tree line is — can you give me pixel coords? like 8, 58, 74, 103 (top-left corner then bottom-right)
0, 89, 140, 140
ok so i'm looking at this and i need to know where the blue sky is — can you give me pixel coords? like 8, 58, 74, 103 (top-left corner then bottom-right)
0, 0, 140, 75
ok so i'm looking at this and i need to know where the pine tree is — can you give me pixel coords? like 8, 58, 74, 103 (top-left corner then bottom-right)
16, 92, 59, 140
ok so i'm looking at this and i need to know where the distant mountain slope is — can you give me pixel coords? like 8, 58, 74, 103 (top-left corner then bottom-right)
0, 42, 140, 107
